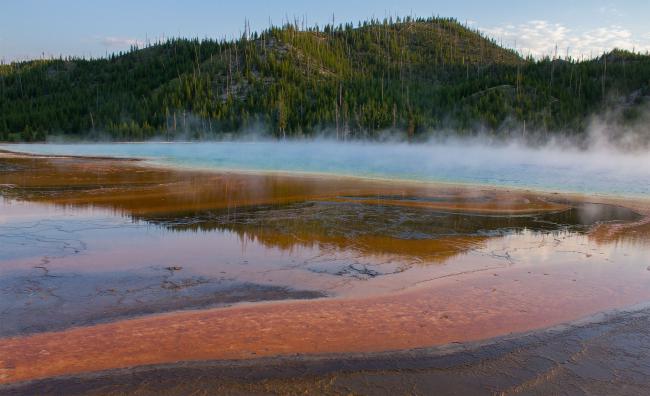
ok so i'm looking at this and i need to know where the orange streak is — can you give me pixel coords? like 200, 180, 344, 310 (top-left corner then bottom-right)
2, 264, 650, 385
0, 156, 566, 216
2, 153, 650, 385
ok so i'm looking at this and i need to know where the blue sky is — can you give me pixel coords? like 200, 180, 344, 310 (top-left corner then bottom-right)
2, 0, 649, 62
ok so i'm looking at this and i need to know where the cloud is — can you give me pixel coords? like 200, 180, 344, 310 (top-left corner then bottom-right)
481, 20, 650, 59
598, 5, 624, 17
99, 36, 144, 48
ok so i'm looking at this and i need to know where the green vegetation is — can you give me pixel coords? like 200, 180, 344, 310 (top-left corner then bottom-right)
1, 17, 649, 142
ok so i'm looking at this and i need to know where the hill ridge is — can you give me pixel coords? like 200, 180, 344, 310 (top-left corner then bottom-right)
1, 17, 649, 142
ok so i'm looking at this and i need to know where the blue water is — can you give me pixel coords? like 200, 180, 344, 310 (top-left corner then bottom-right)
2, 142, 649, 197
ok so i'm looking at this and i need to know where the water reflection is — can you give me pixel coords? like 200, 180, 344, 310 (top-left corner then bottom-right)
0, 156, 565, 215
2, 154, 650, 384
0, 155, 646, 284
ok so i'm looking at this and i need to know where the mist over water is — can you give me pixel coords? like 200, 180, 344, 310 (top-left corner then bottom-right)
2, 140, 650, 197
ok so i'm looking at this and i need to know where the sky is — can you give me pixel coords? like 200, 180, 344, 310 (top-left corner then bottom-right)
2, 0, 650, 62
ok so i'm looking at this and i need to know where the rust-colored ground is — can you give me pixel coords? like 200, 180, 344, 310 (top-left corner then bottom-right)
2, 260, 650, 384
1, 153, 649, 385
0, 155, 566, 215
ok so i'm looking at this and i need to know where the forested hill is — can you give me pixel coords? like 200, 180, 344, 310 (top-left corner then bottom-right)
1, 16, 650, 142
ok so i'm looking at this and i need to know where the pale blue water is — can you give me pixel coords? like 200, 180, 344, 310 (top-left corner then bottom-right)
2, 142, 649, 197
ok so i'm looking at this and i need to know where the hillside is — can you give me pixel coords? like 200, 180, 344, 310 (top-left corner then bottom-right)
1, 16, 650, 142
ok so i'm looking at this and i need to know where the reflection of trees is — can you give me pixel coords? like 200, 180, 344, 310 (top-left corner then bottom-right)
589, 219, 650, 246
136, 201, 644, 264
3, 156, 646, 260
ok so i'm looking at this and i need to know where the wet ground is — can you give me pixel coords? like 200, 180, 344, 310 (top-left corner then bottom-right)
1, 153, 650, 392
4, 304, 650, 396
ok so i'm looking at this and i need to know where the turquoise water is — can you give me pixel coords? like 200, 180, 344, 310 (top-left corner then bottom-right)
2, 142, 649, 197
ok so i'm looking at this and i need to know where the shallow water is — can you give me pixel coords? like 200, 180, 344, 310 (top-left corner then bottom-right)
3, 141, 650, 196
3, 195, 642, 338
1, 153, 650, 385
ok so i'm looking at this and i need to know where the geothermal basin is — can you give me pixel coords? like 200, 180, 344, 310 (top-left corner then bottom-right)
1, 142, 650, 394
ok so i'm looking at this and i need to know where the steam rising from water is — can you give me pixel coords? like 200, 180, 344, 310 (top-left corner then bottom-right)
2, 140, 649, 197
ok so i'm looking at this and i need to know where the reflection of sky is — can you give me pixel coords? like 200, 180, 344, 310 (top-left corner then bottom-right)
2, 197, 649, 300
3, 142, 650, 197
0, 200, 132, 262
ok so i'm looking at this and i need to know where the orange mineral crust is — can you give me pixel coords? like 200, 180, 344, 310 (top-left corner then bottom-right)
0, 156, 566, 216
3, 255, 650, 385
2, 152, 650, 385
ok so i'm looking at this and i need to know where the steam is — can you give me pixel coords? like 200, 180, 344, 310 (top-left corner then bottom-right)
11, 103, 650, 198
7, 130, 650, 197
40, 95, 650, 154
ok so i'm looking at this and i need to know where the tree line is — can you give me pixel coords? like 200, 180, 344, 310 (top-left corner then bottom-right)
1, 16, 649, 142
